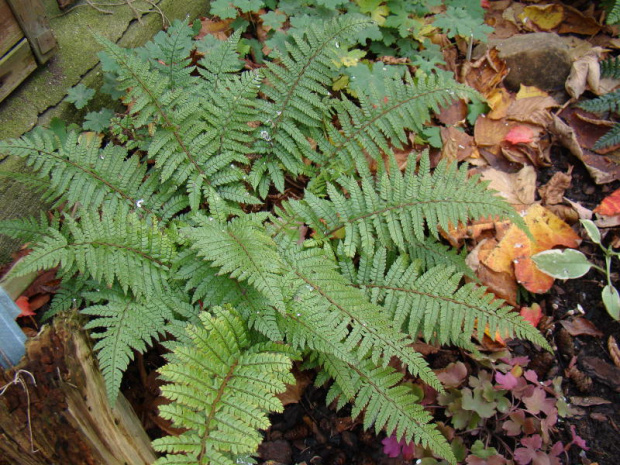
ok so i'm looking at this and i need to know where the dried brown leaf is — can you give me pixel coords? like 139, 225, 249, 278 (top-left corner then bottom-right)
609, 336, 620, 368
560, 317, 604, 338
539, 169, 572, 205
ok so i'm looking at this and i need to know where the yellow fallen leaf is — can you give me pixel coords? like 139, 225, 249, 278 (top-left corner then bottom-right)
516, 84, 549, 100
520, 4, 564, 31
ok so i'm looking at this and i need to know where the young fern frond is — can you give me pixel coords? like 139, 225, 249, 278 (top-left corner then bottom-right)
152, 307, 298, 465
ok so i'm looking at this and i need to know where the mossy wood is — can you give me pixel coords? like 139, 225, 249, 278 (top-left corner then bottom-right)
0, 315, 156, 465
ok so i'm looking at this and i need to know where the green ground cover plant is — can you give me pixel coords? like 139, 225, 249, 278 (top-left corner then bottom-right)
0, 14, 549, 465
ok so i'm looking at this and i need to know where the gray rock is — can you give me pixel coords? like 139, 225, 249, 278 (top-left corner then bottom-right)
489, 33, 572, 91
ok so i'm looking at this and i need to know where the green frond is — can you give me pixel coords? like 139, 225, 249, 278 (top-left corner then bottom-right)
248, 15, 373, 195
579, 88, 620, 114
197, 29, 245, 84
606, 0, 620, 24
0, 131, 165, 217
325, 358, 456, 464
275, 153, 524, 256
98, 36, 250, 218
7, 204, 175, 298
139, 19, 195, 88
0, 211, 57, 243
82, 288, 180, 403
276, 239, 442, 389
182, 216, 286, 312
600, 55, 620, 79
152, 307, 297, 465
342, 247, 551, 350
321, 70, 477, 171
594, 122, 620, 150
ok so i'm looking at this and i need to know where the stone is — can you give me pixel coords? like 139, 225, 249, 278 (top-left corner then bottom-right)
489, 33, 572, 91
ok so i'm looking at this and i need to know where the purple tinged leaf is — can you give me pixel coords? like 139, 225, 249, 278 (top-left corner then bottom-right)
521, 434, 543, 449
381, 435, 402, 458
523, 387, 547, 415
570, 425, 589, 450
524, 369, 539, 384
495, 371, 518, 389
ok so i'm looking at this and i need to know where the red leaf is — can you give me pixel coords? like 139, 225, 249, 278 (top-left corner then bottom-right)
495, 371, 518, 390
15, 296, 35, 318
520, 303, 543, 328
504, 125, 535, 144
594, 187, 620, 216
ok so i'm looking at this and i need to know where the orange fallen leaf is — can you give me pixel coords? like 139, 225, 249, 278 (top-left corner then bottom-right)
15, 296, 36, 318
483, 204, 582, 293
520, 303, 543, 328
505, 125, 535, 144
594, 187, 620, 216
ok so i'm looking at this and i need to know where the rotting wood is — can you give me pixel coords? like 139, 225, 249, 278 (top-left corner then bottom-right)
0, 38, 37, 103
0, 314, 157, 465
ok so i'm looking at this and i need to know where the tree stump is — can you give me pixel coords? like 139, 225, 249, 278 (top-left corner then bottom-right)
0, 314, 156, 464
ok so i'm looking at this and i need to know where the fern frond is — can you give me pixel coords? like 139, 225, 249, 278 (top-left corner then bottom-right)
140, 19, 195, 88
275, 153, 524, 256
600, 55, 620, 79
324, 357, 456, 464
98, 37, 250, 218
0, 131, 174, 219
197, 29, 245, 84
276, 239, 442, 389
249, 15, 373, 195
7, 204, 175, 298
321, 70, 477, 171
182, 216, 286, 312
594, 122, 620, 150
152, 307, 297, 465
0, 211, 58, 243
607, 0, 620, 24
342, 247, 551, 349
579, 88, 620, 114
82, 288, 179, 403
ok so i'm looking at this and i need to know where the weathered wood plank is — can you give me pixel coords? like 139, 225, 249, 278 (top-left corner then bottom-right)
6, 0, 56, 64
0, 38, 37, 103
0, 0, 23, 57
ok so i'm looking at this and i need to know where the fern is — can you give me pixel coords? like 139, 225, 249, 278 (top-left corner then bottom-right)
82, 288, 186, 403
577, 56, 620, 150
152, 307, 297, 465
0, 18, 550, 465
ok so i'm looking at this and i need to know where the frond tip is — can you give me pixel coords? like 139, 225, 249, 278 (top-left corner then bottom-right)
152, 307, 298, 465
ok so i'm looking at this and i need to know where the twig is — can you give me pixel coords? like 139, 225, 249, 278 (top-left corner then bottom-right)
0, 370, 38, 453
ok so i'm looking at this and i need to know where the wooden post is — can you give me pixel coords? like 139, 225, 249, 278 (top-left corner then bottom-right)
0, 314, 157, 465
6, 0, 57, 64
